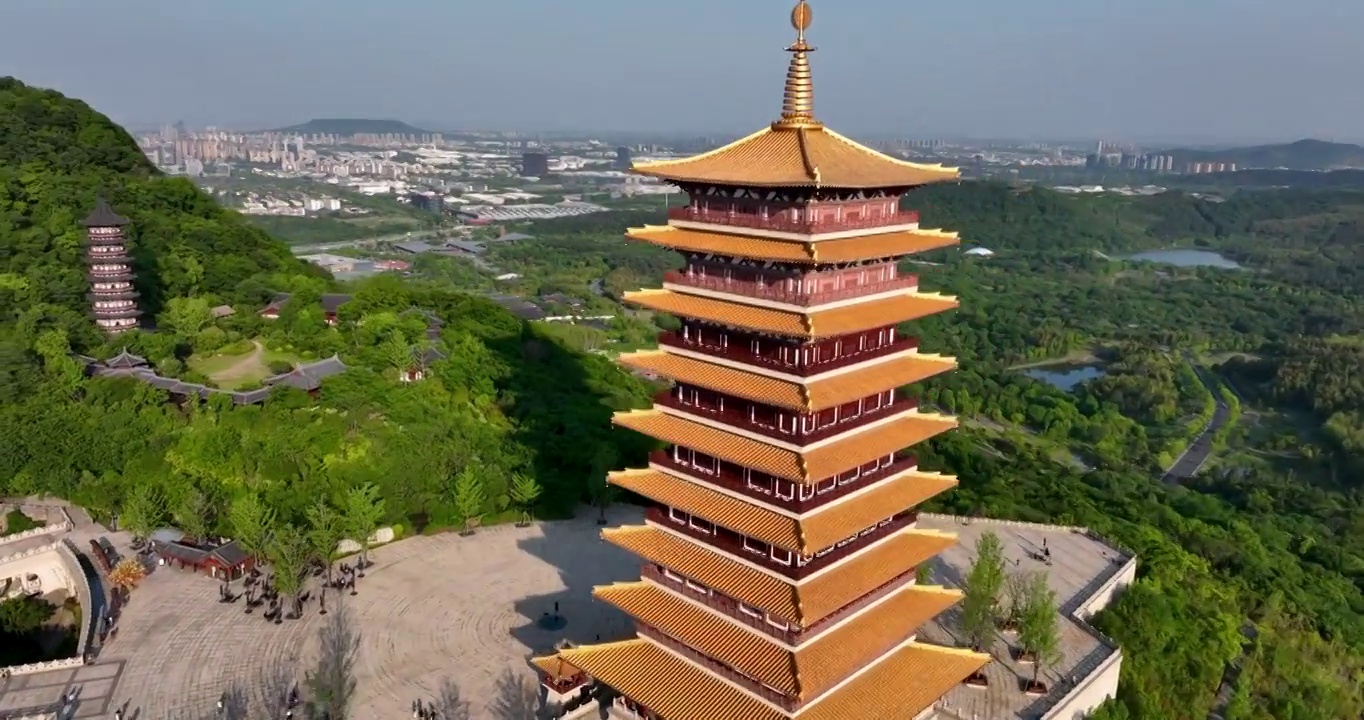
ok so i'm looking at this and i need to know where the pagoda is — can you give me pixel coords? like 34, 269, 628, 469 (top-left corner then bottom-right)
532, 3, 989, 719
83, 197, 142, 334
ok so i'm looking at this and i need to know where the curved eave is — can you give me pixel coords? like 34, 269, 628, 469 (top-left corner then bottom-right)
625, 225, 962, 264
631, 126, 960, 190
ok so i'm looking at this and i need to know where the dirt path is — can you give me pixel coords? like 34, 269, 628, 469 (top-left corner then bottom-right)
213, 340, 267, 384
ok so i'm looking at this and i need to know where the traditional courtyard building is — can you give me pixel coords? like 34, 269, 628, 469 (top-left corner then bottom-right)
533, 3, 989, 718
83, 197, 142, 334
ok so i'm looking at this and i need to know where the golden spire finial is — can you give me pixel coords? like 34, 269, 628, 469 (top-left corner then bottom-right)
776, 0, 820, 128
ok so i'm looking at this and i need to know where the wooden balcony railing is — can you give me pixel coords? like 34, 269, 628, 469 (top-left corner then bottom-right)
668, 206, 920, 235
647, 451, 918, 513
654, 393, 918, 446
662, 271, 918, 306
656, 333, 919, 378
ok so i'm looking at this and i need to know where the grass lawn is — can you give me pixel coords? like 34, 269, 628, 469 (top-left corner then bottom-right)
2, 508, 44, 536
187, 339, 305, 390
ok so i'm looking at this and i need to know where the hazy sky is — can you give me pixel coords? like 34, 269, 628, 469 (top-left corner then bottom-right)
2, 0, 1361, 143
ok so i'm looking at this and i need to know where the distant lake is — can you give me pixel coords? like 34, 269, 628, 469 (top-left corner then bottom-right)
1123, 249, 1243, 269
1024, 364, 1106, 392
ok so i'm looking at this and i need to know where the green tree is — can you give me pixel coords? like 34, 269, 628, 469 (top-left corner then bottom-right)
341, 483, 385, 568
119, 483, 165, 539
1017, 572, 1062, 689
0, 595, 55, 634
268, 525, 310, 622
959, 531, 1006, 652
452, 466, 486, 535
307, 501, 346, 587
160, 296, 213, 337
508, 473, 542, 526
171, 486, 212, 541
227, 492, 277, 563
1002, 570, 1032, 632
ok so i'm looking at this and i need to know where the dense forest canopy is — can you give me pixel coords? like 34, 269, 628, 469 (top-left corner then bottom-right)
3, 77, 1364, 718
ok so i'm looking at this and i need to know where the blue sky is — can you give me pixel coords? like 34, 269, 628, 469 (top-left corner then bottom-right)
1, 0, 1360, 143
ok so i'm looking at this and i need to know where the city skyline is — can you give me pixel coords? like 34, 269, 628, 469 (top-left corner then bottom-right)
2, 0, 1362, 144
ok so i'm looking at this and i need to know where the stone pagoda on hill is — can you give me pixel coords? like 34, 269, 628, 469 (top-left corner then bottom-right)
83, 197, 142, 334
531, 3, 990, 719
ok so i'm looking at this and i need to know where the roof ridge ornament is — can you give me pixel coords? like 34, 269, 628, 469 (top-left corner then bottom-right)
774, 0, 822, 130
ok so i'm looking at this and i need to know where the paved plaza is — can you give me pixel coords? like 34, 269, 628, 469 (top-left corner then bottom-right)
916, 514, 1134, 720
0, 508, 646, 720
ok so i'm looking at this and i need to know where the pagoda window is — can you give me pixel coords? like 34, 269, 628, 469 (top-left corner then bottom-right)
738, 602, 762, 619
745, 471, 772, 494
689, 516, 715, 535
770, 547, 793, 566
817, 478, 837, 494
742, 537, 766, 556
866, 393, 882, 411
661, 567, 684, 584
750, 339, 760, 355
777, 413, 794, 435
775, 480, 795, 501
815, 546, 834, 558
668, 507, 688, 525
685, 578, 710, 595
797, 483, 815, 501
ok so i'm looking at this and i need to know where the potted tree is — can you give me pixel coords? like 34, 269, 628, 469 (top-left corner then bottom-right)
958, 532, 1006, 687
1016, 572, 1061, 695
1000, 570, 1031, 634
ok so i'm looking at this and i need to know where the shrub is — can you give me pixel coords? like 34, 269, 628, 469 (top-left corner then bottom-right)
195, 326, 228, 353
219, 339, 255, 356
267, 360, 295, 374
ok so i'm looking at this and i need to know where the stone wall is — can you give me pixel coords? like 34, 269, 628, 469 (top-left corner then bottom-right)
0, 504, 74, 548
0, 540, 96, 676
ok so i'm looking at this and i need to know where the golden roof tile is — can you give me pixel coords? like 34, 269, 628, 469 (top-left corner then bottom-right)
626, 225, 961, 264
594, 580, 964, 699
608, 467, 958, 555
556, 637, 988, 720
613, 409, 802, 481
622, 289, 958, 339
529, 654, 583, 682
611, 408, 957, 483
802, 412, 958, 480
631, 125, 959, 190
805, 354, 956, 409
798, 470, 958, 553
616, 350, 957, 413
601, 524, 957, 627
608, 468, 802, 552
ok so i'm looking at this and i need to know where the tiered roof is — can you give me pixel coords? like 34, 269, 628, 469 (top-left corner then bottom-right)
612, 408, 956, 482
82, 197, 130, 228
603, 524, 956, 627
595, 580, 963, 698
608, 467, 957, 555
556, 638, 987, 720
628, 225, 961, 262
624, 288, 958, 339
618, 349, 955, 412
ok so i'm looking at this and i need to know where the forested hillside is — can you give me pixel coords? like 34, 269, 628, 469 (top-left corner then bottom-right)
0, 78, 656, 545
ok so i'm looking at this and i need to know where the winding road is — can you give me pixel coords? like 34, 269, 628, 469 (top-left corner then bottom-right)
1161, 361, 1233, 484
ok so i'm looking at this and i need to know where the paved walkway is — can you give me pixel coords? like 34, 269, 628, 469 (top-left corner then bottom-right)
3, 508, 645, 720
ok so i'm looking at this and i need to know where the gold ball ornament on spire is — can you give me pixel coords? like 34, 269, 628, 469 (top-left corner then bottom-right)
791, 0, 812, 41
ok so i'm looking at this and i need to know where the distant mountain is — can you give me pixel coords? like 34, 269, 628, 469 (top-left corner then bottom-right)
273, 118, 430, 136
1163, 139, 1364, 171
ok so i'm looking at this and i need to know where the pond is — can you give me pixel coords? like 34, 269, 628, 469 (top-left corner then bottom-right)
1123, 249, 1243, 269
1023, 364, 1107, 392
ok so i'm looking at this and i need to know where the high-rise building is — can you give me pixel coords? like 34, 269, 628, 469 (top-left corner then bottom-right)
531, 3, 989, 719
614, 146, 633, 171
83, 197, 142, 334
522, 151, 550, 176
